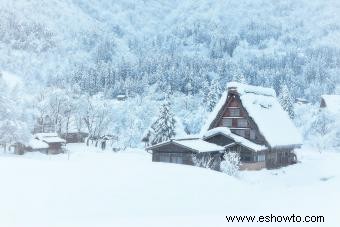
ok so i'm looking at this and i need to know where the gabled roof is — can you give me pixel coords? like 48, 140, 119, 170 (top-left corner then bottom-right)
34, 133, 66, 144
202, 82, 302, 148
147, 138, 225, 153
321, 95, 340, 115
203, 127, 267, 152
28, 138, 49, 149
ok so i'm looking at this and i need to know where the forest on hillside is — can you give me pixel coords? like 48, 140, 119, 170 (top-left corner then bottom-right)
0, 0, 340, 150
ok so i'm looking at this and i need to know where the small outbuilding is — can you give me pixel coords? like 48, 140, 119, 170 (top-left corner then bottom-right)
116, 94, 127, 101
148, 138, 225, 171
34, 133, 66, 154
26, 138, 49, 154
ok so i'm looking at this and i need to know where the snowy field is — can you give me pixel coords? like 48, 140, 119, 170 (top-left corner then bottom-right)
0, 144, 339, 227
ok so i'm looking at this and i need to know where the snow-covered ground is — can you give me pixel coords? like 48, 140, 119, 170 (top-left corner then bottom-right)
0, 144, 339, 227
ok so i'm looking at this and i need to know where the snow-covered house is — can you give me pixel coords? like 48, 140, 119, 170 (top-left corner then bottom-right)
148, 137, 225, 170
60, 119, 89, 143
34, 133, 66, 154
116, 94, 127, 101
202, 82, 302, 170
148, 82, 302, 171
320, 95, 340, 115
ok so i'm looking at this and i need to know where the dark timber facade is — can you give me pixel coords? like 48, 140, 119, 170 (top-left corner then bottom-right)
205, 88, 298, 170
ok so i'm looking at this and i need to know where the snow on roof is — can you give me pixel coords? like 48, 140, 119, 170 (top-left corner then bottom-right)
148, 138, 225, 153
175, 138, 225, 153
28, 139, 49, 149
203, 127, 267, 152
34, 133, 66, 144
202, 82, 302, 148
228, 81, 276, 97
321, 95, 340, 115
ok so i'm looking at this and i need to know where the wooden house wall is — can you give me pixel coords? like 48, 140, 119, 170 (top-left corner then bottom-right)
151, 143, 194, 165
212, 94, 266, 145
61, 132, 88, 143
47, 142, 64, 154
266, 148, 296, 169
151, 142, 222, 169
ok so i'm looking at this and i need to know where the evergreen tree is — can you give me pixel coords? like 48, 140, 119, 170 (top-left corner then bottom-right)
232, 66, 246, 83
206, 80, 222, 112
278, 82, 294, 119
151, 101, 176, 145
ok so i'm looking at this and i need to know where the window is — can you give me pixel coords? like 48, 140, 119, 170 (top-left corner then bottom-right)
240, 151, 253, 162
237, 119, 248, 127
233, 129, 246, 137
257, 154, 266, 162
222, 118, 232, 127
229, 108, 240, 117
250, 130, 256, 140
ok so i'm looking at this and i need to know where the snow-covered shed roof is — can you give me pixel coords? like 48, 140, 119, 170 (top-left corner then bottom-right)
202, 82, 302, 148
28, 139, 49, 149
34, 133, 66, 144
203, 127, 267, 152
147, 138, 225, 153
321, 95, 340, 115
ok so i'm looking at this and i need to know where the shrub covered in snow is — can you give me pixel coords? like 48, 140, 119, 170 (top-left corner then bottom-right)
220, 152, 240, 177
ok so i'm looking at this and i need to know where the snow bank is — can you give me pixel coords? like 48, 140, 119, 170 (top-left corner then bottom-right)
0, 144, 339, 227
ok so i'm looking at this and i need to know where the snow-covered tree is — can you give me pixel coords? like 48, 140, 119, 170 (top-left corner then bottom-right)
205, 80, 222, 112
192, 153, 221, 170
310, 109, 340, 151
150, 101, 176, 145
0, 75, 31, 152
278, 82, 294, 119
220, 152, 240, 177
83, 93, 113, 145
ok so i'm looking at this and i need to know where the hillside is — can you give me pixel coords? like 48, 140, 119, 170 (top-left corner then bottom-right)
1, 0, 340, 148
1, 0, 339, 97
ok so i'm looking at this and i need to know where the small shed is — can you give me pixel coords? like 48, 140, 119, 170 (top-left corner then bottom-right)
147, 138, 225, 171
60, 118, 89, 143
26, 138, 49, 154
116, 94, 127, 101
34, 133, 66, 154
